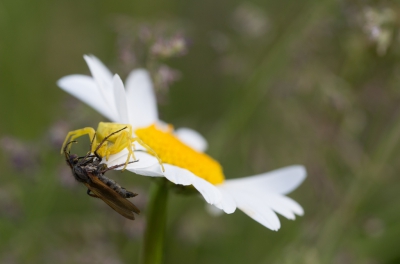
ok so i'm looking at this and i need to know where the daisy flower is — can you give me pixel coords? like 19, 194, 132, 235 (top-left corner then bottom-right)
58, 55, 306, 231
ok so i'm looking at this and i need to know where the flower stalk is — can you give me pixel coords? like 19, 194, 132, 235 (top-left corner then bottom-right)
141, 179, 169, 264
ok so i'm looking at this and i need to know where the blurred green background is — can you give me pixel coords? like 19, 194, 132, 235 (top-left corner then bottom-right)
1, 0, 400, 263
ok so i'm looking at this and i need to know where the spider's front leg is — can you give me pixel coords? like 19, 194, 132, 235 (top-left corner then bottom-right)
61, 127, 97, 154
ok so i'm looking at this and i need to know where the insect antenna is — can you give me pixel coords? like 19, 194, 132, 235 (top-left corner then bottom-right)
63, 140, 77, 154
92, 126, 128, 158
100, 160, 139, 173
63, 140, 77, 167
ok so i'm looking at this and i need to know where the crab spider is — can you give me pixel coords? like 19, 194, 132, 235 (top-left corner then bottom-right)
61, 122, 164, 171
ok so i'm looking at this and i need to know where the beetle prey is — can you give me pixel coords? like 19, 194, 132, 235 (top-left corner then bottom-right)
63, 126, 140, 220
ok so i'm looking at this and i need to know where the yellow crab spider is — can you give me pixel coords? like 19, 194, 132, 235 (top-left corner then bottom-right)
61, 122, 164, 171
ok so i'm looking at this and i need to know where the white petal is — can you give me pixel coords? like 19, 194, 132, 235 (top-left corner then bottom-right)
113, 74, 130, 123
233, 189, 281, 231
218, 182, 300, 220
191, 175, 222, 205
174, 128, 208, 152
57, 75, 117, 121
163, 164, 222, 205
83, 55, 113, 83
251, 192, 303, 220
218, 166, 306, 230
83, 55, 118, 119
163, 164, 193, 185
268, 193, 304, 216
128, 163, 164, 177
103, 150, 164, 177
262, 193, 296, 220
223, 165, 306, 195
213, 186, 236, 214
125, 69, 159, 129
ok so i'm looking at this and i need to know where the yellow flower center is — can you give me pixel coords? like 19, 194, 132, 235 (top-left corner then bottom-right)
135, 124, 225, 184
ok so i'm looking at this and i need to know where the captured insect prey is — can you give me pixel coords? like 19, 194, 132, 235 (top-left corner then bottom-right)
62, 127, 140, 220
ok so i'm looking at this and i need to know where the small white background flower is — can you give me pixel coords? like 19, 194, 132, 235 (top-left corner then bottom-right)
58, 55, 306, 230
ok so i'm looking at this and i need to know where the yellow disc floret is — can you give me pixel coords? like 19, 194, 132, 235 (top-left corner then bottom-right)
135, 124, 225, 184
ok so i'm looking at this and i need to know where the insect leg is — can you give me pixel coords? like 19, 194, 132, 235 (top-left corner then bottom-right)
63, 140, 77, 154
87, 189, 99, 198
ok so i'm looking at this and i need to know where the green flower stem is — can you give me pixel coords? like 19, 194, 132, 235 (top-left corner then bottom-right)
141, 179, 169, 264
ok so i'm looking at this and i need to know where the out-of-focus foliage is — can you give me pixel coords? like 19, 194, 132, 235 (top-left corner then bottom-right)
1, 0, 400, 263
